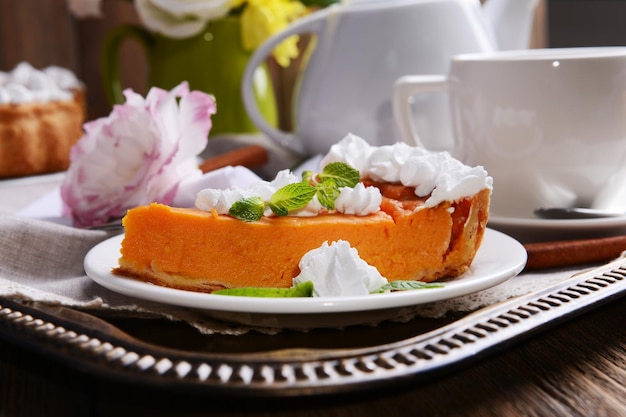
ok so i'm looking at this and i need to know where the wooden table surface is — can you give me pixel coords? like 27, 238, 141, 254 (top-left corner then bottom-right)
1, 296, 624, 417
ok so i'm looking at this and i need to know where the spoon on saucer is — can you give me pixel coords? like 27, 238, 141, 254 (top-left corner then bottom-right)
534, 207, 625, 220
535, 169, 626, 219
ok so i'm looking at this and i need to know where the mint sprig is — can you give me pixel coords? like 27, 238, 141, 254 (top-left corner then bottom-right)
228, 162, 361, 221
271, 161, 360, 214
212, 279, 444, 298
371, 280, 445, 293
213, 280, 314, 298
315, 182, 341, 210
310, 162, 360, 210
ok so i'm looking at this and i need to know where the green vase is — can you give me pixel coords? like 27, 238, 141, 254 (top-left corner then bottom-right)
101, 16, 278, 136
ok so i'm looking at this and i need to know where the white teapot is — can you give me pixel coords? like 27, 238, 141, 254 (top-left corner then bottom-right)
242, 0, 539, 156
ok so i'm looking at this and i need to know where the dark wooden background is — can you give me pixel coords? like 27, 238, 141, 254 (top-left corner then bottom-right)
0, 0, 547, 128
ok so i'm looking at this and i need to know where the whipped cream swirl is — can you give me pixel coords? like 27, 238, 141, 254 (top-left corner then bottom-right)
334, 182, 382, 215
0, 62, 82, 104
321, 133, 493, 207
195, 133, 491, 217
293, 240, 388, 297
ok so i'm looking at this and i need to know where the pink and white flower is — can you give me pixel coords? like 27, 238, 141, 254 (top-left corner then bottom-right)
61, 81, 216, 227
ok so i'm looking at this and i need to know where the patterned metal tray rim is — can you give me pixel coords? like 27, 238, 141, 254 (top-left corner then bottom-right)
1, 258, 625, 397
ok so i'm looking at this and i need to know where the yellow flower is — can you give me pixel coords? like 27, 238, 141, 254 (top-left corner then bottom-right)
67, 0, 323, 66
240, 0, 307, 67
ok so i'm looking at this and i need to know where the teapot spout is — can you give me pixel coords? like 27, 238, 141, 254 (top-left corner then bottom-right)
482, 0, 540, 50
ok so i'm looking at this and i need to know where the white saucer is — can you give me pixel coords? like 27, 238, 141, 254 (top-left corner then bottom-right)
84, 228, 527, 328
489, 214, 626, 243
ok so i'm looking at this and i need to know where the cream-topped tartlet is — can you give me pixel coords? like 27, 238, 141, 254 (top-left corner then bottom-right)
0, 62, 85, 178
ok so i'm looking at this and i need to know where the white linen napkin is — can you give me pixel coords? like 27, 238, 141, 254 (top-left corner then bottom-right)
0, 213, 267, 335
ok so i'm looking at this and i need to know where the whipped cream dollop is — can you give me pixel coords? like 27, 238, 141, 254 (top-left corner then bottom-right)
321, 133, 493, 207
0, 62, 82, 104
195, 168, 382, 217
292, 240, 388, 297
334, 182, 382, 215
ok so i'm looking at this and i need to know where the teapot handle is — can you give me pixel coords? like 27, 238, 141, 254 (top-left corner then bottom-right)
241, 8, 332, 155
392, 74, 449, 148
101, 25, 153, 104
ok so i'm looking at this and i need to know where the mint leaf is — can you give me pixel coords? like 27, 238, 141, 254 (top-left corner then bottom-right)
316, 182, 340, 210
268, 182, 316, 216
319, 162, 360, 188
213, 281, 314, 298
371, 280, 445, 293
228, 196, 264, 222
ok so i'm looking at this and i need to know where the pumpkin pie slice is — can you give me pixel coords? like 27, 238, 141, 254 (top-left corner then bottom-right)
113, 186, 490, 293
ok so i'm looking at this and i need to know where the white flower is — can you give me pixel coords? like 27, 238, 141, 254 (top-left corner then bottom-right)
135, 0, 232, 38
61, 81, 216, 227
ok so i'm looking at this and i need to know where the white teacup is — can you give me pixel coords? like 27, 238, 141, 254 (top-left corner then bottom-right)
393, 47, 626, 218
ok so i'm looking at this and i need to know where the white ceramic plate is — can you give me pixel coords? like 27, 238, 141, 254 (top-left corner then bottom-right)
84, 228, 526, 328
489, 215, 626, 243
